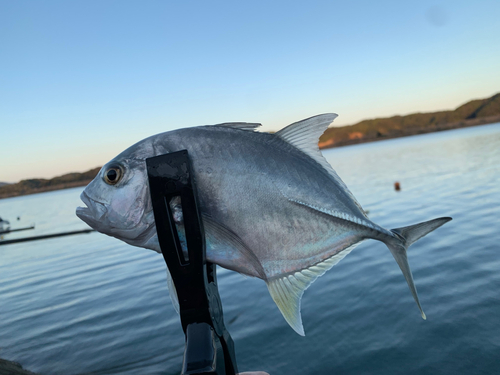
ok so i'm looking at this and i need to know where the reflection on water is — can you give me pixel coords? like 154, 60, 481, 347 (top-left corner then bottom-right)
1, 123, 499, 374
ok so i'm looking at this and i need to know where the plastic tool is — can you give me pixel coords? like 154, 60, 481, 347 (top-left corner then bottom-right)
146, 150, 238, 375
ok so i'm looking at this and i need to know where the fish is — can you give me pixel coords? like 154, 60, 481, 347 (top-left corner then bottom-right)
76, 114, 452, 335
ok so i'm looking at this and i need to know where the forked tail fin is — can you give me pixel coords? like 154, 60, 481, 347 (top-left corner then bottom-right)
385, 217, 452, 319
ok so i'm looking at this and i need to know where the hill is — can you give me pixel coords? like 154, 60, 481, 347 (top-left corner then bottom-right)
2, 93, 499, 199
0, 168, 101, 199
319, 93, 500, 148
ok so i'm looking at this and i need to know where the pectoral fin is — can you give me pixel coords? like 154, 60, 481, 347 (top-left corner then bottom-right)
202, 214, 266, 279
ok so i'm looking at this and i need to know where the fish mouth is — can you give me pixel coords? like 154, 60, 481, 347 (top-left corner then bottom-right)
76, 205, 92, 221
76, 191, 107, 224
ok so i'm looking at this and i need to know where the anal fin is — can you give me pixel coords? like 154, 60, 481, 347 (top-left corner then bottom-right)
266, 242, 361, 335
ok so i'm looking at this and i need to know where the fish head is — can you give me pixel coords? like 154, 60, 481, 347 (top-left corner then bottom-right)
76, 138, 163, 252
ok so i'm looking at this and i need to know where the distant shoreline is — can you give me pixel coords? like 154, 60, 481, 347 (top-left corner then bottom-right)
0, 180, 93, 199
2, 117, 499, 200
2, 118, 498, 200
318, 114, 500, 149
2, 91, 499, 200
318, 92, 500, 149
0, 168, 100, 200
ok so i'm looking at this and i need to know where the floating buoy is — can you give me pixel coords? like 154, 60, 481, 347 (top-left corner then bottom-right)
394, 182, 401, 191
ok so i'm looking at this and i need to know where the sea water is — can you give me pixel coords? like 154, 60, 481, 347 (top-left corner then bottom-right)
1, 123, 499, 375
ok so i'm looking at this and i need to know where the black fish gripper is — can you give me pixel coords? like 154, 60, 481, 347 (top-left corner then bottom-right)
146, 150, 238, 375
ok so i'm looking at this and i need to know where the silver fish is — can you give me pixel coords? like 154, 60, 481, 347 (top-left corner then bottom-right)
76, 114, 451, 335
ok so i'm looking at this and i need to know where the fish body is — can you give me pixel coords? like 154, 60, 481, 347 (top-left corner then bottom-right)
76, 114, 451, 335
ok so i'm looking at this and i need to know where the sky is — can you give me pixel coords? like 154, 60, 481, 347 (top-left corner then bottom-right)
1, 0, 499, 183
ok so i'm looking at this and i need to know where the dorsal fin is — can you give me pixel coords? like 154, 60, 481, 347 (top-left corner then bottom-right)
216, 122, 262, 131
276, 114, 367, 217
266, 242, 362, 336
276, 113, 338, 155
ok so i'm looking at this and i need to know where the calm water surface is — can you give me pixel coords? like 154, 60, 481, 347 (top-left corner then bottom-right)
1, 123, 499, 374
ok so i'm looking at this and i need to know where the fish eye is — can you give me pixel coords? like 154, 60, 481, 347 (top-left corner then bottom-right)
103, 166, 123, 185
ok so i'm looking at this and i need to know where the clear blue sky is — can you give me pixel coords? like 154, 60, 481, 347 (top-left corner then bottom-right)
1, 0, 499, 183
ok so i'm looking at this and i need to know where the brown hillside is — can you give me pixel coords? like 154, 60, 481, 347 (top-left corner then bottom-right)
0, 167, 101, 199
319, 93, 500, 148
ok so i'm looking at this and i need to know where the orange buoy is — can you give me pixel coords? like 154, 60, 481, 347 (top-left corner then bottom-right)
394, 182, 401, 191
